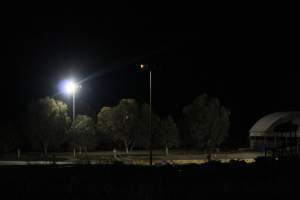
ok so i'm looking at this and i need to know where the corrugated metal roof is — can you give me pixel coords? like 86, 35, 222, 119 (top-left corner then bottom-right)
249, 112, 300, 137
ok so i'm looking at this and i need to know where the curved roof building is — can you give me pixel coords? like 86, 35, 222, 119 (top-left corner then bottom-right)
249, 112, 300, 150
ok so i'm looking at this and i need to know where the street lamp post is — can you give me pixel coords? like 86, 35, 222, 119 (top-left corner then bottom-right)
71, 85, 78, 156
149, 69, 153, 166
63, 79, 80, 122
72, 88, 76, 122
140, 64, 153, 166
60, 79, 81, 158
62, 79, 80, 157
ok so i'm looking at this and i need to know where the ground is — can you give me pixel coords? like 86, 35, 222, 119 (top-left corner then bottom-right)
0, 150, 264, 165
2, 158, 300, 195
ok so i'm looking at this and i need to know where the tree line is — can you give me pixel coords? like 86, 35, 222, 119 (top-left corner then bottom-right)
0, 94, 230, 155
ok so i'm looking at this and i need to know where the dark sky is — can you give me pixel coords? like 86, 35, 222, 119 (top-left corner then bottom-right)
0, 5, 299, 145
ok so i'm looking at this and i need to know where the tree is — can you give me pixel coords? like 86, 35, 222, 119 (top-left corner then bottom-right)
158, 116, 179, 156
28, 97, 71, 155
182, 94, 230, 150
68, 115, 96, 154
96, 106, 115, 148
111, 99, 140, 154
135, 103, 161, 149
96, 100, 161, 153
96, 100, 139, 154
0, 122, 21, 153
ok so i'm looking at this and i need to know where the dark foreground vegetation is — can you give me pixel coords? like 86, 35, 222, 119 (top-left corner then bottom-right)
0, 157, 299, 198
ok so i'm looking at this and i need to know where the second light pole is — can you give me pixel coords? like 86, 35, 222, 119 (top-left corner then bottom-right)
140, 64, 153, 166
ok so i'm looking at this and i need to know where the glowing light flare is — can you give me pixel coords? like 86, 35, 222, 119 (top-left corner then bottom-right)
59, 80, 80, 95
65, 81, 76, 94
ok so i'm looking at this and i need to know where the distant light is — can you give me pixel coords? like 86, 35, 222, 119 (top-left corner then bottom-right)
140, 64, 145, 69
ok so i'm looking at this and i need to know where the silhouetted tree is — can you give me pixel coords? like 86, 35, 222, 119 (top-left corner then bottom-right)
27, 97, 71, 155
157, 116, 179, 156
0, 122, 21, 153
182, 94, 230, 150
68, 115, 96, 154
96, 100, 139, 153
96, 106, 115, 148
134, 103, 161, 149
111, 99, 140, 154
96, 100, 161, 153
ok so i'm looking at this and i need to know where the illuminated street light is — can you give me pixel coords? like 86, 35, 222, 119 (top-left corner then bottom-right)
64, 80, 77, 95
62, 79, 80, 122
60, 79, 81, 159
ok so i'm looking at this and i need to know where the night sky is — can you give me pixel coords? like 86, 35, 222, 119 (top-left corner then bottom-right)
0, 5, 298, 146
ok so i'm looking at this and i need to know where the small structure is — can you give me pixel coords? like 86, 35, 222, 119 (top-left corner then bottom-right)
249, 112, 300, 152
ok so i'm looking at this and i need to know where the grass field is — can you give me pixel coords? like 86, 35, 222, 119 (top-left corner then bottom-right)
0, 150, 264, 165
